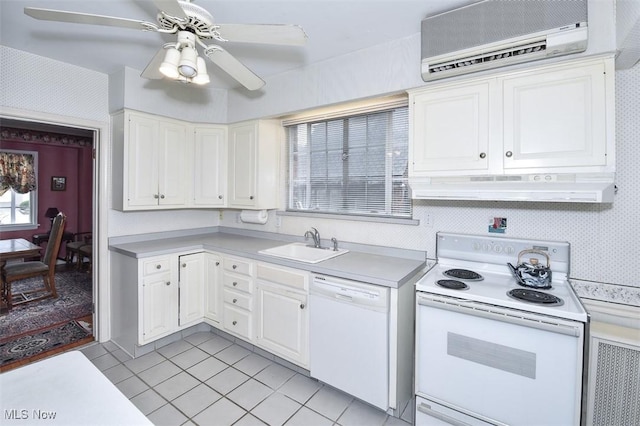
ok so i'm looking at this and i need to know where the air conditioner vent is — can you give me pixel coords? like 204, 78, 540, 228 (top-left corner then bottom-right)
428, 40, 547, 77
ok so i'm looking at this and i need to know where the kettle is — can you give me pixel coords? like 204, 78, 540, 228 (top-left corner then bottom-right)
508, 249, 552, 289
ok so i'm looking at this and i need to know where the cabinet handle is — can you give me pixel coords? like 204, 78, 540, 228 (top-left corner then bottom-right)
154, 194, 159, 199
232, 265, 237, 269
249, 196, 254, 200
156, 264, 162, 269
479, 152, 486, 159
505, 151, 513, 158
215, 262, 220, 266
165, 281, 170, 286
181, 263, 186, 268
232, 281, 238, 286
233, 298, 238, 303
300, 303, 305, 309
160, 194, 165, 199
218, 195, 223, 199
232, 320, 237, 326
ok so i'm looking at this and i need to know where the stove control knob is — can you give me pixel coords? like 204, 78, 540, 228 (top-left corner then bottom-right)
494, 245, 503, 253
505, 246, 515, 254
473, 242, 481, 251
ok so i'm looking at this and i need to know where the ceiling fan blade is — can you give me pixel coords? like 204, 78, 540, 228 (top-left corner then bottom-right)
141, 47, 168, 80
152, 0, 188, 20
24, 7, 155, 31
216, 24, 308, 46
204, 46, 265, 91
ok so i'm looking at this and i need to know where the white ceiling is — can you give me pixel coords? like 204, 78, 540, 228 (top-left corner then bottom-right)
0, 0, 476, 89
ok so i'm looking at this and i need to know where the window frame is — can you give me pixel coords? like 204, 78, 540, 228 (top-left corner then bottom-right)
0, 149, 39, 231
285, 102, 411, 220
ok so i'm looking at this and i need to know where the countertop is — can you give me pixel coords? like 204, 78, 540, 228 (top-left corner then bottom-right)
0, 351, 152, 425
109, 228, 427, 288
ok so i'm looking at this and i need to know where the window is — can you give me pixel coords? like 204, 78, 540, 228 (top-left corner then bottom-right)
287, 104, 410, 218
0, 150, 38, 230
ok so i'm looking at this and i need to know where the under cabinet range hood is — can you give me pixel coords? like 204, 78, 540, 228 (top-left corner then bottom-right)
421, 0, 588, 82
409, 174, 616, 203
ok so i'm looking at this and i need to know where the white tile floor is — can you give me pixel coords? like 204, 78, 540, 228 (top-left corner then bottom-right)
80, 331, 413, 426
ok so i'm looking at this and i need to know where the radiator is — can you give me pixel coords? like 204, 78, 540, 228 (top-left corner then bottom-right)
587, 336, 640, 425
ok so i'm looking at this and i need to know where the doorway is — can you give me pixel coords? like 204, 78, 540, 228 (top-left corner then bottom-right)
0, 111, 108, 369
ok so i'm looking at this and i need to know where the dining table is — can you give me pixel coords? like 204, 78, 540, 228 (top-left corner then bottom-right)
0, 238, 42, 313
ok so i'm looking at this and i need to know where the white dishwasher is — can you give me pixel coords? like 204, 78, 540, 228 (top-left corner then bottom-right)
309, 274, 390, 410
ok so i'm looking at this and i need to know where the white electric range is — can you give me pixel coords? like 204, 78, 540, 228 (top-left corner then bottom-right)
415, 232, 589, 426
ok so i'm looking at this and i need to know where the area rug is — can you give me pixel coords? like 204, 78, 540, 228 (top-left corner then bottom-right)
0, 269, 92, 337
0, 320, 92, 367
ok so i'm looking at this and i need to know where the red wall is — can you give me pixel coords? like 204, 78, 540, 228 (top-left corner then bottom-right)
1, 140, 93, 249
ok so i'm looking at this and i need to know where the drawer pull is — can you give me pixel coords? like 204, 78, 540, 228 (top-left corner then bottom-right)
233, 298, 238, 304
233, 282, 238, 287
232, 320, 237, 326
300, 303, 305, 309
156, 264, 161, 269
165, 281, 170, 286
232, 264, 237, 269
216, 262, 220, 266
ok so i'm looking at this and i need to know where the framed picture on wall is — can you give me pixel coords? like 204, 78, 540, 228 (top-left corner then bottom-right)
51, 176, 66, 191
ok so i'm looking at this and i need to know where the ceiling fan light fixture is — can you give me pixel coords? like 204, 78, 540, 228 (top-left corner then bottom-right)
193, 57, 210, 85
178, 46, 198, 78
159, 47, 180, 79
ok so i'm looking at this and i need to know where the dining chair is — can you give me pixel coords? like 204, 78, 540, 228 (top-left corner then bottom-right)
65, 232, 92, 269
2, 212, 67, 308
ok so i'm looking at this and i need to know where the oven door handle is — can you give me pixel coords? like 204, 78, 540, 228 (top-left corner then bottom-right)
418, 296, 581, 337
417, 402, 472, 426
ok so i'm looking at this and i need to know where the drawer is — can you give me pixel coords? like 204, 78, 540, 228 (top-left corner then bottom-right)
223, 257, 252, 276
223, 288, 252, 311
257, 263, 308, 291
142, 257, 171, 276
223, 305, 251, 339
223, 273, 252, 293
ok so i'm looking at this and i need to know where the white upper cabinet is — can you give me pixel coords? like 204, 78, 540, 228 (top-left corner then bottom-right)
502, 61, 608, 170
411, 80, 491, 173
409, 56, 615, 178
228, 120, 281, 210
192, 125, 228, 207
113, 110, 190, 210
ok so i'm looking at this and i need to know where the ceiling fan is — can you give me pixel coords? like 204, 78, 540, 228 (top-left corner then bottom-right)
23, 0, 308, 90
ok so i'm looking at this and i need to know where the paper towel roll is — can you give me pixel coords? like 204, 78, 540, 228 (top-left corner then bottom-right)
239, 209, 268, 224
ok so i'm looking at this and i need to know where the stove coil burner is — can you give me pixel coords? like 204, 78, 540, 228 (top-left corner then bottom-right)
507, 289, 564, 306
443, 269, 483, 281
436, 279, 469, 290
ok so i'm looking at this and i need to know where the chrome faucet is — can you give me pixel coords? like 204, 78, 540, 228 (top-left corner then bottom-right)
304, 227, 322, 248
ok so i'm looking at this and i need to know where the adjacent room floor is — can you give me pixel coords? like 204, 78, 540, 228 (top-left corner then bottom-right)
80, 332, 413, 426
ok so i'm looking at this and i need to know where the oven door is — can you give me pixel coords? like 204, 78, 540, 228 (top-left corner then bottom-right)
416, 292, 584, 426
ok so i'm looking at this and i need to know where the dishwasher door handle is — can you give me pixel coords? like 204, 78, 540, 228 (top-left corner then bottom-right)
335, 294, 353, 302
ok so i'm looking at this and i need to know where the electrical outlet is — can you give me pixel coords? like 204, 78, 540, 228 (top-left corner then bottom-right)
423, 212, 433, 228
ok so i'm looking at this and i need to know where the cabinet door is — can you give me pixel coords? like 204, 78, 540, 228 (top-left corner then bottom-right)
502, 62, 607, 170
204, 253, 222, 323
141, 272, 178, 343
178, 253, 205, 326
127, 114, 160, 208
228, 122, 257, 207
411, 81, 490, 174
193, 126, 227, 207
158, 121, 189, 206
255, 281, 308, 366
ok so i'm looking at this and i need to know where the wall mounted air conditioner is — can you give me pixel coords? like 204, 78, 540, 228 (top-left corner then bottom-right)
421, 0, 588, 82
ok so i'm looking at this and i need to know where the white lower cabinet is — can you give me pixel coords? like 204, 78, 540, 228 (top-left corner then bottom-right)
204, 253, 222, 324
255, 263, 309, 367
221, 256, 254, 340
139, 255, 179, 345
178, 253, 206, 327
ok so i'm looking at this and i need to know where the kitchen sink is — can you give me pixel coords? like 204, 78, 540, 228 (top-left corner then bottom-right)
259, 243, 348, 264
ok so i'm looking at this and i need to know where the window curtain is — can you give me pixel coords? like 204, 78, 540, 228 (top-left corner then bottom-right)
0, 152, 37, 195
